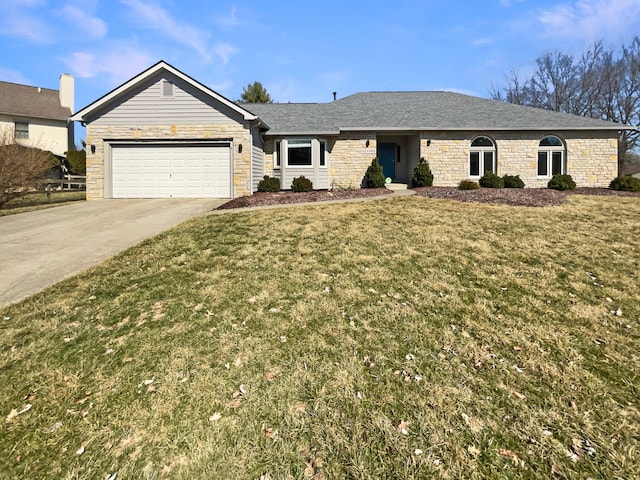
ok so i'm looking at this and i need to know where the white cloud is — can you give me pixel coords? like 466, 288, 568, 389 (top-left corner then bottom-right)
63, 45, 154, 86
215, 6, 242, 29
0, 7, 54, 44
538, 0, 640, 43
0, 67, 30, 84
212, 43, 238, 65
209, 80, 233, 93
60, 4, 107, 39
471, 38, 494, 46
121, 0, 212, 60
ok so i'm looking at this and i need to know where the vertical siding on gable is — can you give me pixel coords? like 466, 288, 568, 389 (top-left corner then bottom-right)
91, 72, 246, 126
251, 127, 264, 193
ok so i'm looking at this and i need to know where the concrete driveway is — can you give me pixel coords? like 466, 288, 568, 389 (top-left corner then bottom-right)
0, 199, 225, 307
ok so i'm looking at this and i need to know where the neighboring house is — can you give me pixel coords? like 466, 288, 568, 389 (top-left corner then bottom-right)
71, 61, 635, 200
0, 75, 74, 157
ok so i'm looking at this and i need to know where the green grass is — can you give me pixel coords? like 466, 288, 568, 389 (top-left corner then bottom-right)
1, 195, 639, 479
0, 191, 86, 216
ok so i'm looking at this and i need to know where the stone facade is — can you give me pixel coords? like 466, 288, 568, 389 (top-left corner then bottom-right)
418, 131, 618, 188
261, 130, 618, 191
85, 123, 252, 200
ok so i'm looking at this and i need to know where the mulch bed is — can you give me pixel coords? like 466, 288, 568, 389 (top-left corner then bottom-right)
216, 188, 392, 210
413, 187, 568, 207
216, 187, 640, 210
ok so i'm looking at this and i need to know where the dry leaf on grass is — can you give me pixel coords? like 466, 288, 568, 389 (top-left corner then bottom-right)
44, 421, 63, 433
209, 412, 222, 422
499, 449, 525, 468
512, 390, 526, 401
398, 420, 411, 435
7, 403, 32, 421
467, 444, 481, 457
264, 427, 279, 441
461, 413, 484, 433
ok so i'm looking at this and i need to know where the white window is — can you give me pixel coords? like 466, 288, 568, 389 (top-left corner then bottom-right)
15, 121, 29, 139
538, 136, 565, 177
287, 139, 312, 167
276, 139, 328, 168
469, 136, 495, 177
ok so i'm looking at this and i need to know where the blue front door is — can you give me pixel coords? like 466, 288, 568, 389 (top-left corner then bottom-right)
378, 143, 395, 180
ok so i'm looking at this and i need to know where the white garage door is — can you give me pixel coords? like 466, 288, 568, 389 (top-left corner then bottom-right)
111, 144, 231, 198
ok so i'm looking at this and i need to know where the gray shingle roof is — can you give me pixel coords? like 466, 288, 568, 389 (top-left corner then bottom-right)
247, 91, 631, 135
0, 81, 71, 121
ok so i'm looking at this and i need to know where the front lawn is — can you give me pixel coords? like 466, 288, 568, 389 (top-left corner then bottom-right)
1, 195, 638, 479
0, 191, 86, 216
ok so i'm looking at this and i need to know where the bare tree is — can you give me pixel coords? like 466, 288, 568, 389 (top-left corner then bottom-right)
0, 129, 55, 208
491, 37, 640, 167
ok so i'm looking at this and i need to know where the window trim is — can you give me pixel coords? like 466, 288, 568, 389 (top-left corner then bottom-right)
537, 135, 565, 178
469, 136, 496, 178
273, 140, 281, 169
275, 138, 328, 169
14, 121, 29, 139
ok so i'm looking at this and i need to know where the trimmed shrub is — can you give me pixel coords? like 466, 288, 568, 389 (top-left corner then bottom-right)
503, 174, 525, 189
411, 157, 434, 187
291, 175, 313, 192
65, 149, 86, 175
609, 175, 640, 192
548, 174, 576, 191
459, 180, 480, 190
363, 158, 385, 188
257, 175, 280, 192
479, 171, 504, 188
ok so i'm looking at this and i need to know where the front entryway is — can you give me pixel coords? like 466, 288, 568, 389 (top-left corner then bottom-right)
378, 143, 396, 180
110, 143, 231, 198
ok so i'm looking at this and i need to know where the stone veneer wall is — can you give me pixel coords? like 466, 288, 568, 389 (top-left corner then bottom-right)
418, 131, 618, 188
246, 130, 619, 193
85, 124, 252, 199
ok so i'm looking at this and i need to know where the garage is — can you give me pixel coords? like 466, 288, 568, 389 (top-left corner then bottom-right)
111, 143, 231, 198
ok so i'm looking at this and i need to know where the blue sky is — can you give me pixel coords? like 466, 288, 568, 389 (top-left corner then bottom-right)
1, 0, 640, 143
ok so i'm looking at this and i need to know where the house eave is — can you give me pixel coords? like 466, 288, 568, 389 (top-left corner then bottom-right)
263, 130, 341, 136
1, 110, 70, 123
338, 125, 634, 132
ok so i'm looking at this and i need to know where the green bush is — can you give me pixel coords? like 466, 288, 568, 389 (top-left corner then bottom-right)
479, 171, 504, 188
459, 180, 480, 190
257, 175, 280, 192
291, 175, 313, 192
609, 175, 640, 192
503, 174, 525, 189
411, 157, 434, 187
548, 174, 576, 191
363, 158, 385, 188
65, 149, 86, 175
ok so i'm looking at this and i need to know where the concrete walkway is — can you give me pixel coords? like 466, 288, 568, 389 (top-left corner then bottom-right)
0, 199, 225, 307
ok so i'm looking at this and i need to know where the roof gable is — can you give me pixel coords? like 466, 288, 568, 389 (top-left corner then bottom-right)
71, 61, 258, 124
0, 81, 70, 121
